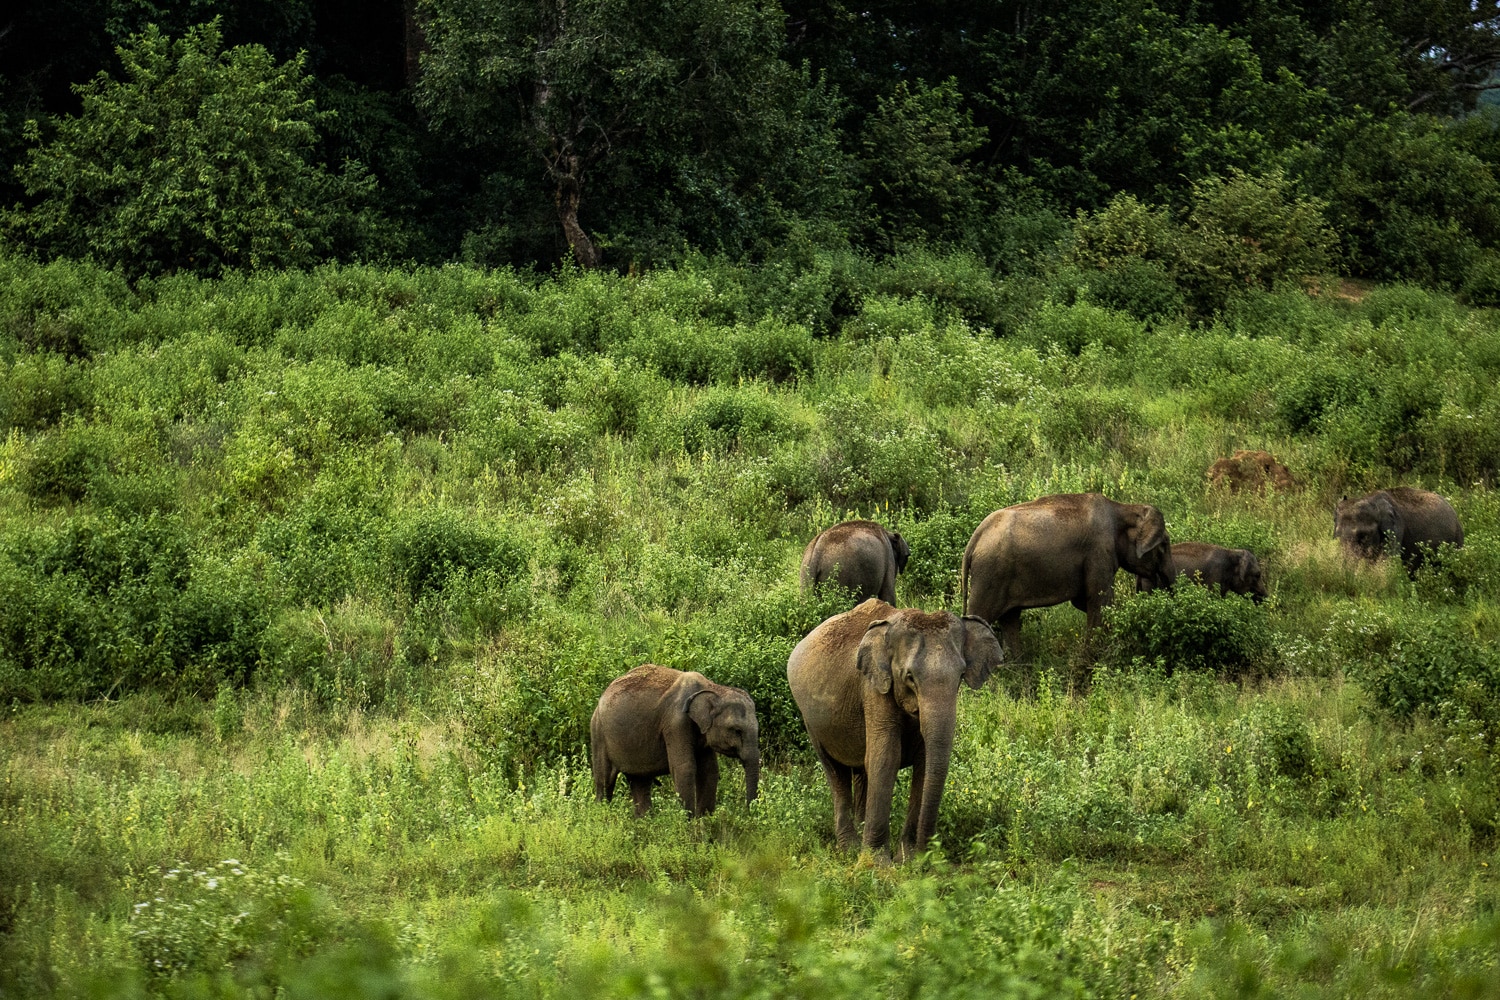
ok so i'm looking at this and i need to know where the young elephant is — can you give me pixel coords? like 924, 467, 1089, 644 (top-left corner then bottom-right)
800, 520, 910, 605
591, 665, 760, 817
786, 599, 1003, 859
1334, 488, 1463, 573
1139, 542, 1267, 602
962, 493, 1173, 658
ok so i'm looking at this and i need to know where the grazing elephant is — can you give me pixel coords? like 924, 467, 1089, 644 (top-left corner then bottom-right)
1334, 488, 1463, 573
962, 493, 1173, 657
1139, 542, 1267, 602
786, 599, 1002, 858
591, 665, 760, 817
800, 520, 910, 605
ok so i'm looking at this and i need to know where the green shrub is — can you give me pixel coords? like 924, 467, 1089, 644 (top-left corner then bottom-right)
259, 601, 407, 707
388, 508, 527, 603
7, 21, 377, 277
726, 318, 815, 382
1341, 607, 1500, 723
676, 387, 797, 456
1038, 387, 1142, 458
1104, 582, 1274, 676
1083, 257, 1186, 323
0, 354, 91, 431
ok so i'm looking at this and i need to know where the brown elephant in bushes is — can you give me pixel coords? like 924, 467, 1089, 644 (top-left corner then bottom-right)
1334, 488, 1463, 573
962, 493, 1173, 658
591, 665, 760, 817
786, 599, 1002, 859
800, 519, 909, 605
1139, 542, 1268, 602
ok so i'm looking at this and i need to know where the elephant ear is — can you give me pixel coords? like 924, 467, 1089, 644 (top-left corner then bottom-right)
1236, 550, 1256, 585
889, 532, 910, 574
960, 616, 1003, 689
1134, 510, 1168, 559
687, 689, 720, 734
856, 621, 893, 695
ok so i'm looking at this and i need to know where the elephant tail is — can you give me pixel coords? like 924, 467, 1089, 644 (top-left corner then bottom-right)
960, 531, 976, 614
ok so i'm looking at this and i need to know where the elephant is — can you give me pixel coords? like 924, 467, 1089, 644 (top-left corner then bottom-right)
786, 598, 1002, 858
961, 493, 1173, 658
1334, 488, 1463, 573
800, 520, 910, 605
591, 664, 760, 817
1139, 542, 1267, 602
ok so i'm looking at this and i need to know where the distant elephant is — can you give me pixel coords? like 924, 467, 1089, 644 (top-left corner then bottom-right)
962, 493, 1173, 657
591, 665, 760, 817
786, 599, 1002, 858
1139, 542, 1267, 602
1334, 488, 1463, 573
800, 520, 910, 605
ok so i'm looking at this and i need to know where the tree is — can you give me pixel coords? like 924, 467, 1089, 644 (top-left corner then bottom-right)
416, 0, 849, 268
7, 19, 376, 276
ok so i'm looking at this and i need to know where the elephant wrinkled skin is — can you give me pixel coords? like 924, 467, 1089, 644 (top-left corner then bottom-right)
962, 493, 1173, 658
800, 520, 910, 606
591, 665, 760, 817
1334, 488, 1463, 573
786, 599, 1002, 858
1140, 542, 1268, 602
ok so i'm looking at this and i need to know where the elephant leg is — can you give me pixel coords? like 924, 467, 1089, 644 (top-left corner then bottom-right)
815, 745, 859, 850
862, 721, 904, 855
851, 769, 868, 825
898, 743, 926, 860
997, 609, 1023, 664
694, 749, 720, 817
592, 742, 614, 803
628, 776, 653, 817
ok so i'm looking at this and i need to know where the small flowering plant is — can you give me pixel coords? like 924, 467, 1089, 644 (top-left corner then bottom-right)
129, 857, 307, 979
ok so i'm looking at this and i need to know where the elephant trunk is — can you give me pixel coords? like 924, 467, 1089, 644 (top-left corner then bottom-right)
741, 749, 760, 803
915, 707, 956, 850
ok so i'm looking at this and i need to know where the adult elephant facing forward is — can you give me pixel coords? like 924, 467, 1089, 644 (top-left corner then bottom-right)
787, 599, 1002, 859
962, 493, 1173, 657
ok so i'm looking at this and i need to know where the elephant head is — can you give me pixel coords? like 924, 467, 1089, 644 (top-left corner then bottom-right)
688, 687, 760, 802
1335, 494, 1399, 562
889, 531, 911, 575
855, 610, 1002, 852
1118, 503, 1173, 590
1236, 550, 1268, 603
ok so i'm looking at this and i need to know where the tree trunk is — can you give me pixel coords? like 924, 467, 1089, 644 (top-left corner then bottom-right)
402, 0, 426, 88
555, 167, 602, 269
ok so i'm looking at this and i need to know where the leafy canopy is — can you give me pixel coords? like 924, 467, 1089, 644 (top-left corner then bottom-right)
7, 19, 374, 277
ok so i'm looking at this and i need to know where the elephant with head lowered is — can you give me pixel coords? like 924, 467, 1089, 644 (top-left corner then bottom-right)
800, 519, 910, 605
962, 493, 1172, 658
1139, 541, 1268, 602
787, 599, 1003, 859
1334, 487, 1463, 574
591, 665, 760, 817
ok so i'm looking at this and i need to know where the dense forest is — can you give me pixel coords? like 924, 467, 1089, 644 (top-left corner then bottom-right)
5, 2, 1500, 998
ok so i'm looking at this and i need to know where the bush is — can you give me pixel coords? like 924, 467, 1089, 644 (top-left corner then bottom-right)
388, 508, 527, 603
1341, 607, 1500, 723
7, 21, 377, 277
676, 387, 797, 456
1104, 582, 1274, 676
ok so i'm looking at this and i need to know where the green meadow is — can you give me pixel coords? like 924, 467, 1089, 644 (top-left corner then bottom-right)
3, 249, 1500, 997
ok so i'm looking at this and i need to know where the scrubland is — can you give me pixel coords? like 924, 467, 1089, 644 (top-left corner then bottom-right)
3, 249, 1500, 997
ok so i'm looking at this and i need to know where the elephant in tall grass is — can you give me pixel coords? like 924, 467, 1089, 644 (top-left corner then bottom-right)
800, 520, 909, 605
962, 493, 1172, 657
591, 665, 760, 817
786, 599, 1002, 859
1334, 488, 1463, 573
1139, 542, 1267, 602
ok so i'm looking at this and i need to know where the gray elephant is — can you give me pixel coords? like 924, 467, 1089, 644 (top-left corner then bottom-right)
800, 520, 910, 605
1139, 542, 1267, 602
786, 598, 1002, 858
591, 665, 760, 817
1334, 488, 1463, 573
962, 493, 1173, 657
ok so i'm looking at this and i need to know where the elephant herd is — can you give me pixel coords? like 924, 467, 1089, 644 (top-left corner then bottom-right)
590, 483, 1464, 860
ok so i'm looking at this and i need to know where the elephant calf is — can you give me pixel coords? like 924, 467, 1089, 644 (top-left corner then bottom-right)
1140, 542, 1267, 602
591, 665, 760, 817
1335, 488, 1463, 574
800, 520, 909, 606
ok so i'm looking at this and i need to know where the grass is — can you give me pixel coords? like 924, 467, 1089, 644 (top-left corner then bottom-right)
1, 249, 1500, 995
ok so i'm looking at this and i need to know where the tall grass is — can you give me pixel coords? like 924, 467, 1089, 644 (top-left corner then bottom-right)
1, 250, 1499, 995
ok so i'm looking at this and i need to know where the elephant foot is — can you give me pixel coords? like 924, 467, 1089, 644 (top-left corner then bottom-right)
854, 848, 893, 869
